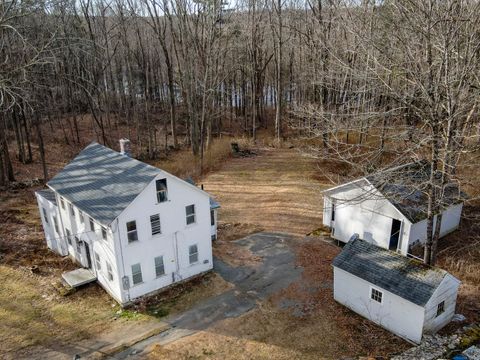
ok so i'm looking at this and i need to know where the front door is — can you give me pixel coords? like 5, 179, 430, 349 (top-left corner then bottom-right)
389, 219, 402, 251
83, 242, 92, 269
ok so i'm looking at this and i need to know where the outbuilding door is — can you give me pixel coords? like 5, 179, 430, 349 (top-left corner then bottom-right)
389, 219, 402, 251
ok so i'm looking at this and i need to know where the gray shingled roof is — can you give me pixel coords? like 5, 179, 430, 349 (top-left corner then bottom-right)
36, 189, 57, 205
366, 161, 466, 222
47, 142, 162, 226
332, 238, 449, 306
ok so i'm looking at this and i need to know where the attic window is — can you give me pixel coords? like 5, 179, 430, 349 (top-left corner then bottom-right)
186, 204, 196, 225
436, 301, 445, 317
370, 288, 383, 303
156, 179, 168, 203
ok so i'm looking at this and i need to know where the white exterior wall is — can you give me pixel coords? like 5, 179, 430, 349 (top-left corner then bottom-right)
408, 203, 463, 246
333, 267, 425, 343
113, 173, 213, 304
423, 274, 461, 334
52, 192, 124, 302
323, 182, 411, 253
35, 194, 67, 256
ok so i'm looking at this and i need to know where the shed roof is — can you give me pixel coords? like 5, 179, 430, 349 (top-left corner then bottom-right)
47, 142, 162, 226
332, 238, 454, 306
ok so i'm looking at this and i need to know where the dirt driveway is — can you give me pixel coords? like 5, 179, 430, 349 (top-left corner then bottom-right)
202, 147, 328, 236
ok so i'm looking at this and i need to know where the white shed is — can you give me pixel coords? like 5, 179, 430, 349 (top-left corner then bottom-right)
323, 161, 465, 256
332, 238, 461, 344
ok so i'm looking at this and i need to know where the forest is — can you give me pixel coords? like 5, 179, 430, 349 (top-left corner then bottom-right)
1, 0, 480, 267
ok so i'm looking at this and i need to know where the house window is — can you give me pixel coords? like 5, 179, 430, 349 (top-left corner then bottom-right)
210, 210, 215, 226
131, 263, 143, 285
154, 256, 165, 277
42, 207, 49, 224
156, 179, 168, 203
436, 301, 445, 317
106, 262, 113, 281
94, 252, 101, 270
66, 229, 72, 245
79, 211, 84, 224
211, 234, 217, 241
53, 216, 59, 233
126, 221, 138, 243
331, 203, 335, 221
150, 214, 161, 235
189, 244, 198, 264
75, 236, 81, 253
60, 197, 65, 210
89, 217, 95, 232
101, 226, 107, 241
186, 205, 196, 225
370, 288, 383, 303
69, 203, 75, 217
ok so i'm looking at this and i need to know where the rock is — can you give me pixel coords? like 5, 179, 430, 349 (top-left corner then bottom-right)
452, 314, 467, 322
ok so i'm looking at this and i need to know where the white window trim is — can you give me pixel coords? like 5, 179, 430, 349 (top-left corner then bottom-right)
154, 255, 166, 278
131, 263, 143, 286
150, 214, 162, 236
369, 286, 383, 304
189, 244, 199, 265
126, 220, 139, 243
186, 204, 196, 226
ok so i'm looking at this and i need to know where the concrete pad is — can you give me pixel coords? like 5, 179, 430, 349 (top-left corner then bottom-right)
62, 268, 96, 287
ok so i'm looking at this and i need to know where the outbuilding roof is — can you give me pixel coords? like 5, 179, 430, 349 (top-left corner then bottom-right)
332, 238, 455, 306
47, 142, 162, 226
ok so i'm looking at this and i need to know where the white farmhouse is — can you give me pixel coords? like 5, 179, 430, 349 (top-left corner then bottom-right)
333, 238, 461, 344
35, 141, 219, 305
322, 161, 465, 256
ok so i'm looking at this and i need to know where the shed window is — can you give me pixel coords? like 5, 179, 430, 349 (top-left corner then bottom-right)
370, 288, 383, 303
131, 263, 143, 285
101, 226, 107, 241
53, 216, 59, 233
89, 218, 95, 232
156, 179, 168, 203
436, 301, 445, 317
126, 221, 138, 243
69, 203, 75, 217
66, 229, 72, 245
106, 262, 113, 281
154, 256, 165, 277
150, 214, 161, 235
186, 204, 196, 225
210, 210, 215, 226
42, 208, 49, 224
189, 244, 198, 264
94, 252, 101, 270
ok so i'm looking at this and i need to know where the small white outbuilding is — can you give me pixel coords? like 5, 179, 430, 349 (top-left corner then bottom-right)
332, 238, 461, 344
323, 161, 465, 256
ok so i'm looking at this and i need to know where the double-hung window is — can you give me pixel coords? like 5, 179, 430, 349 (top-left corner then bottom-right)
53, 216, 59, 234
101, 226, 107, 241
106, 262, 113, 281
69, 203, 75, 217
189, 244, 198, 264
210, 210, 215, 226
156, 179, 168, 203
154, 256, 165, 277
126, 221, 138, 243
186, 205, 196, 225
89, 218, 95, 232
42, 208, 49, 224
75, 236, 81, 253
94, 252, 101, 270
65, 229, 72, 245
370, 288, 383, 303
150, 214, 161, 235
131, 263, 143, 285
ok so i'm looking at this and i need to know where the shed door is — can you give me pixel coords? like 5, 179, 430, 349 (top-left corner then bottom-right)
389, 219, 402, 251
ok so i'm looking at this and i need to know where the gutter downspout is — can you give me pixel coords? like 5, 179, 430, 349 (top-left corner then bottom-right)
114, 218, 131, 303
